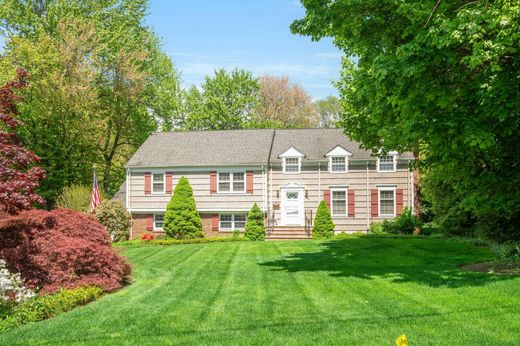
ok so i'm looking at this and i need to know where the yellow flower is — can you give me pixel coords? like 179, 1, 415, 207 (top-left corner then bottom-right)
396, 334, 408, 346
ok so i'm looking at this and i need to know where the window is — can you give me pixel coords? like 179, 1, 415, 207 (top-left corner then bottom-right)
219, 214, 247, 230
331, 189, 347, 217
154, 214, 164, 230
379, 188, 395, 217
378, 155, 396, 172
152, 173, 165, 193
330, 156, 347, 172
218, 172, 245, 193
284, 157, 301, 173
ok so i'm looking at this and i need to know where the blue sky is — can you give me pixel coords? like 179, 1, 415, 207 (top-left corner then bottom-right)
146, 0, 342, 99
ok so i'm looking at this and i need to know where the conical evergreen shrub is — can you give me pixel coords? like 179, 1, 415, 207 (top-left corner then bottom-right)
164, 176, 204, 239
244, 203, 265, 241
312, 201, 335, 239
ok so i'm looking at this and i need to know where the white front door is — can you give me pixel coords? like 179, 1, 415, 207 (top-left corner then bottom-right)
281, 188, 305, 226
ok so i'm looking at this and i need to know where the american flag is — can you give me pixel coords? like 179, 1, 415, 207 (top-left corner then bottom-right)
91, 170, 101, 212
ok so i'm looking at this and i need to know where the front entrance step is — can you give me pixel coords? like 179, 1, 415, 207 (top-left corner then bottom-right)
266, 226, 312, 240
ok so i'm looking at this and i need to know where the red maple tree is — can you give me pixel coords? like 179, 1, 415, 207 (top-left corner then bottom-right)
0, 69, 45, 214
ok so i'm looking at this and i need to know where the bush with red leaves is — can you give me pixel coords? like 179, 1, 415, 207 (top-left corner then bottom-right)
140, 233, 155, 241
0, 209, 131, 293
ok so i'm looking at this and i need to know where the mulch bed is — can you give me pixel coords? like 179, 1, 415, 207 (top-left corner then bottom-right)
460, 262, 520, 275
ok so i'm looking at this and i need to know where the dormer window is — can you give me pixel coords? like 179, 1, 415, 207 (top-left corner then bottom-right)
325, 145, 351, 173
279, 147, 305, 174
330, 156, 347, 172
284, 157, 301, 173
377, 151, 397, 172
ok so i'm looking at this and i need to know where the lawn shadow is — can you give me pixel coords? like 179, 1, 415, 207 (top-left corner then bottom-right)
259, 238, 514, 288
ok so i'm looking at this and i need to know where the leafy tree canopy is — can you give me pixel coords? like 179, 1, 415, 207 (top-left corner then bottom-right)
293, 0, 520, 239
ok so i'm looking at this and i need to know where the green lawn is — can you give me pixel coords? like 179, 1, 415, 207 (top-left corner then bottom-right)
1, 238, 520, 345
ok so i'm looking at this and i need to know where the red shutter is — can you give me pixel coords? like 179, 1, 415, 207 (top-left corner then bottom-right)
371, 189, 379, 217
324, 190, 331, 209
146, 214, 153, 231
212, 214, 219, 231
165, 172, 173, 194
144, 172, 152, 195
348, 190, 355, 217
396, 189, 404, 215
210, 171, 217, 193
246, 171, 254, 193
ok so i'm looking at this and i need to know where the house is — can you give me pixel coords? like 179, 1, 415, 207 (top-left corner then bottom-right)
119, 128, 415, 239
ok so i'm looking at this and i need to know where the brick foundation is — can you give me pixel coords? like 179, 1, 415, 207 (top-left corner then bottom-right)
131, 213, 232, 239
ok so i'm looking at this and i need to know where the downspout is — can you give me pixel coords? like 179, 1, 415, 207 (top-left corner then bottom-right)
366, 161, 369, 231
318, 162, 321, 198
266, 129, 276, 219
125, 168, 130, 210
262, 165, 266, 213
411, 167, 415, 215
126, 168, 131, 240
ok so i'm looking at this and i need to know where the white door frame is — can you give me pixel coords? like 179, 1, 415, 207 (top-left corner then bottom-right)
280, 183, 305, 226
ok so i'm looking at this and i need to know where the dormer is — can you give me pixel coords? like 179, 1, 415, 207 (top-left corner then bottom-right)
279, 147, 305, 174
377, 150, 398, 172
325, 145, 352, 173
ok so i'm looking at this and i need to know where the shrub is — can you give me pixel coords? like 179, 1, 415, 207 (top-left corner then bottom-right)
368, 221, 385, 234
0, 286, 102, 331
95, 200, 131, 242
163, 177, 204, 239
419, 222, 440, 236
232, 230, 241, 238
312, 201, 335, 239
244, 203, 265, 241
0, 209, 131, 293
140, 233, 155, 241
494, 242, 520, 265
381, 208, 417, 234
55, 185, 93, 213
113, 237, 247, 247
0, 259, 35, 310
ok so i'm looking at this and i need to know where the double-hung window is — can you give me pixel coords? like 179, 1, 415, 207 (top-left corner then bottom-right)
378, 154, 397, 172
284, 157, 301, 173
330, 156, 347, 172
331, 189, 347, 217
154, 214, 164, 230
152, 173, 165, 194
219, 214, 247, 230
379, 188, 396, 217
218, 172, 245, 193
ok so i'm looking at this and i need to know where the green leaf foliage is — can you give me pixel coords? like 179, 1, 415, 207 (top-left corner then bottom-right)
0, 286, 102, 332
293, 1, 520, 241
55, 185, 94, 213
244, 203, 265, 241
163, 177, 204, 239
312, 201, 335, 239
95, 200, 132, 242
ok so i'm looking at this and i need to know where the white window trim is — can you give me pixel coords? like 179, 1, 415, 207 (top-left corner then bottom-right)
377, 152, 398, 173
153, 213, 164, 231
219, 213, 247, 231
378, 186, 396, 218
328, 156, 348, 173
217, 171, 246, 194
283, 157, 302, 174
330, 187, 348, 218
151, 173, 166, 195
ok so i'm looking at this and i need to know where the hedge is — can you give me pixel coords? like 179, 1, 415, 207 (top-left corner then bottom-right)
0, 286, 103, 331
114, 236, 247, 247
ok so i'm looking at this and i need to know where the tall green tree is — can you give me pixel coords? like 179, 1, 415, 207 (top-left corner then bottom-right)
315, 96, 341, 128
163, 177, 204, 239
292, 1, 520, 240
0, 0, 182, 201
183, 68, 260, 130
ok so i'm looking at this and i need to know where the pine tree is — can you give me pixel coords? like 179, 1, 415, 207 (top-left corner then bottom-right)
163, 177, 204, 239
312, 201, 335, 239
244, 203, 265, 241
